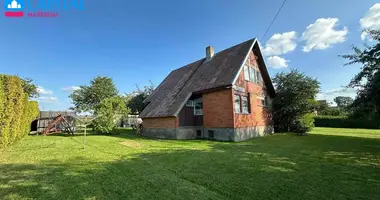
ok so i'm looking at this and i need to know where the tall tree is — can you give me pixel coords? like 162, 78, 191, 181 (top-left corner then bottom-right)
20, 78, 39, 98
341, 29, 380, 119
334, 96, 354, 109
70, 76, 118, 112
272, 69, 320, 135
126, 84, 154, 114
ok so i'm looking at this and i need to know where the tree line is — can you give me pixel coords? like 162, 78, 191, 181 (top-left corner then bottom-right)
272, 29, 380, 134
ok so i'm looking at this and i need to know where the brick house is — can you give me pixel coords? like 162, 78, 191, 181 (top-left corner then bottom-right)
139, 39, 275, 141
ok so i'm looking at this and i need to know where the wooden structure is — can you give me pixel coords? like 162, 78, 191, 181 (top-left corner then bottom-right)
31, 111, 77, 135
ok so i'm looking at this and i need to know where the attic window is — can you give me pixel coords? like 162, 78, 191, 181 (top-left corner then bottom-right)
244, 65, 250, 81
256, 71, 262, 84
186, 100, 194, 107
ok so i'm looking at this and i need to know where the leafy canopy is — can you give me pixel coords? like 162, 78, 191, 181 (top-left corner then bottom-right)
70, 76, 118, 112
272, 69, 320, 134
125, 85, 154, 114
341, 29, 380, 119
20, 78, 39, 98
93, 96, 129, 134
334, 96, 353, 109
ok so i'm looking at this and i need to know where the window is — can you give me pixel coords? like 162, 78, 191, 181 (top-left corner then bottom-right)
242, 96, 249, 114
235, 94, 250, 114
234, 94, 241, 113
244, 65, 250, 81
194, 99, 203, 115
208, 130, 215, 139
256, 71, 262, 84
258, 96, 268, 107
249, 67, 256, 83
186, 100, 194, 107
196, 130, 202, 138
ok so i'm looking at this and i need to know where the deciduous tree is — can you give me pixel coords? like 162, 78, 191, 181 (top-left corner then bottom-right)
70, 76, 118, 112
272, 70, 320, 135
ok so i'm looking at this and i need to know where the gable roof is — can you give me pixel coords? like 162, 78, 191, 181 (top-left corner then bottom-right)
140, 38, 275, 118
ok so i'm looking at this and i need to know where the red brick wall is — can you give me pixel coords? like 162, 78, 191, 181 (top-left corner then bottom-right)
143, 117, 179, 128
233, 50, 273, 128
203, 89, 234, 128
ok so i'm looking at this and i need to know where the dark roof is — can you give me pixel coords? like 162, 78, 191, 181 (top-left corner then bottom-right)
140, 39, 275, 118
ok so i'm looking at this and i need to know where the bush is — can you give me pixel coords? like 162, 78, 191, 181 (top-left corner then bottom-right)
292, 113, 315, 135
314, 116, 380, 129
93, 97, 128, 134
0, 75, 39, 148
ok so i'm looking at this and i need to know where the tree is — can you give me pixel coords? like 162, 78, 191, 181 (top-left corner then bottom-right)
93, 96, 129, 134
334, 96, 353, 110
341, 29, 380, 119
126, 85, 154, 114
20, 78, 39, 98
272, 69, 320, 135
70, 76, 118, 112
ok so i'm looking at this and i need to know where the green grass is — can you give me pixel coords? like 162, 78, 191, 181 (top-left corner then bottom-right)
1, 127, 380, 200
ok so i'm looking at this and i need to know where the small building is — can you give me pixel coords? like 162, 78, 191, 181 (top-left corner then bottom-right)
139, 39, 276, 141
31, 111, 76, 133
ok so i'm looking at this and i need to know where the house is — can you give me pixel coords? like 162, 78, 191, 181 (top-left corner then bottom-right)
139, 39, 275, 141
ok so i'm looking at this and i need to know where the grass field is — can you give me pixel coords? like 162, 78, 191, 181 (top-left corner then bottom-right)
1, 127, 380, 200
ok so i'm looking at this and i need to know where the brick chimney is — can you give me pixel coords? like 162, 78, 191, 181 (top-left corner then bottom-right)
206, 46, 214, 61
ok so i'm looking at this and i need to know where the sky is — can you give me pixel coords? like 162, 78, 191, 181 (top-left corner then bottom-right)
1, 0, 379, 110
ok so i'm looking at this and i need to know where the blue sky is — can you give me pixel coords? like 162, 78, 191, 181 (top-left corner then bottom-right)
1, 0, 379, 110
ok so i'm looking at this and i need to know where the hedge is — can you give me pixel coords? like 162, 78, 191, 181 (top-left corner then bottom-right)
0, 75, 39, 148
314, 115, 380, 129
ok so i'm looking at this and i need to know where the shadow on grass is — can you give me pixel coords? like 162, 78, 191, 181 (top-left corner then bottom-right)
1, 133, 380, 199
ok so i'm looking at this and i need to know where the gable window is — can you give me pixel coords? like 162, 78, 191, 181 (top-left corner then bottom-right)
194, 99, 203, 115
234, 94, 241, 113
234, 94, 250, 114
249, 67, 256, 83
256, 71, 262, 84
244, 65, 250, 81
186, 100, 194, 107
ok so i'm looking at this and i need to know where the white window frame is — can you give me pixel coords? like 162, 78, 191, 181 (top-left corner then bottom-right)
193, 99, 203, 116
186, 100, 194, 107
244, 65, 250, 81
257, 96, 268, 107
249, 67, 256, 83
241, 96, 250, 114
234, 94, 241, 113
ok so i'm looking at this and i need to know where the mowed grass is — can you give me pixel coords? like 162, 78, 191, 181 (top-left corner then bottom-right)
1, 128, 380, 200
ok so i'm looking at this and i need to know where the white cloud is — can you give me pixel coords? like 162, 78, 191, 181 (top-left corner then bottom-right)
317, 87, 357, 105
62, 86, 80, 92
37, 86, 53, 95
360, 3, 380, 40
36, 96, 58, 103
266, 56, 289, 69
301, 18, 348, 52
262, 31, 297, 56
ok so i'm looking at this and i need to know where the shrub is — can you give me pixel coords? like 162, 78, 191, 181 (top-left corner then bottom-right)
0, 75, 39, 148
93, 97, 129, 134
292, 113, 315, 135
314, 116, 380, 129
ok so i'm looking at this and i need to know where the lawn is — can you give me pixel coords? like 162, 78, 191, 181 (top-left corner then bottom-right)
1, 127, 380, 200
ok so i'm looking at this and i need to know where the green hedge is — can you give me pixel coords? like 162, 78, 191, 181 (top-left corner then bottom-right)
314, 115, 380, 129
0, 75, 39, 148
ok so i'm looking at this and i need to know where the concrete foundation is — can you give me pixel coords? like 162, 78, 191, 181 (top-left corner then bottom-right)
143, 125, 274, 141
